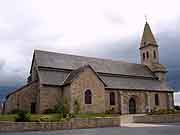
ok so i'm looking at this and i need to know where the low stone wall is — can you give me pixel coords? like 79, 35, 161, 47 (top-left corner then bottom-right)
0, 117, 120, 132
133, 114, 180, 123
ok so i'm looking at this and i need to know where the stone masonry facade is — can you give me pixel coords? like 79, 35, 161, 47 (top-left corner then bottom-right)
4, 22, 174, 114
105, 90, 173, 114
4, 67, 174, 114
5, 82, 38, 113
69, 67, 105, 113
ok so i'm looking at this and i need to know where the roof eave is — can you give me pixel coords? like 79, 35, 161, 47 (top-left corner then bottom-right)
105, 87, 174, 92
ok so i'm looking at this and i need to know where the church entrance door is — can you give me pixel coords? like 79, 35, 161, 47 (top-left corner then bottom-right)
129, 98, 136, 114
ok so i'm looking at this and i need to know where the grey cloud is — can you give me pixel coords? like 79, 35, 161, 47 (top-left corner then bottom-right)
98, 38, 139, 63
0, 1, 62, 88
92, 23, 180, 90
0, 72, 25, 87
0, 0, 179, 91
0, 60, 5, 70
83, 19, 180, 90
155, 20, 180, 90
0, 59, 26, 87
74, 35, 139, 63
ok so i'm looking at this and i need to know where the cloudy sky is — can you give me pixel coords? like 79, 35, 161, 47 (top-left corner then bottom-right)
0, 0, 180, 104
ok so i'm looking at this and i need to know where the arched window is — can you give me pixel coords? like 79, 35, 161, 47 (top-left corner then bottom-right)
85, 89, 92, 104
143, 53, 145, 61
155, 94, 159, 106
153, 50, 156, 59
146, 51, 149, 59
110, 92, 115, 105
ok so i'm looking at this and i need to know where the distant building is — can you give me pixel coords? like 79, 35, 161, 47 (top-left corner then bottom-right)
4, 22, 174, 114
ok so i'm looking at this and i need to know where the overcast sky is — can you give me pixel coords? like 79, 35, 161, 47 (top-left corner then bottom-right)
0, 0, 180, 103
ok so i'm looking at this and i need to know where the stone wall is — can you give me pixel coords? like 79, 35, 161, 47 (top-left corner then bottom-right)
0, 117, 120, 132
5, 82, 38, 113
62, 85, 71, 111
104, 90, 149, 114
121, 90, 147, 114
70, 68, 105, 113
39, 86, 62, 113
149, 92, 168, 110
105, 90, 120, 113
133, 114, 180, 123
105, 90, 172, 114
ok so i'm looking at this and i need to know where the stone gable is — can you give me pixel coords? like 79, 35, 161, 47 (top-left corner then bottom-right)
5, 82, 38, 113
70, 67, 105, 113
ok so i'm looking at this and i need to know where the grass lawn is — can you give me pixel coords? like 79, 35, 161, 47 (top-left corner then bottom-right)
0, 114, 17, 121
0, 113, 120, 122
0, 114, 63, 122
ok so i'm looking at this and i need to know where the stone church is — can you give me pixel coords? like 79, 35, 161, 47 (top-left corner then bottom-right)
4, 22, 174, 114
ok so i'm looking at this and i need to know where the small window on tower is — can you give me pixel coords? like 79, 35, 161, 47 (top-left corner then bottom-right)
143, 53, 145, 61
146, 51, 149, 59
153, 50, 156, 59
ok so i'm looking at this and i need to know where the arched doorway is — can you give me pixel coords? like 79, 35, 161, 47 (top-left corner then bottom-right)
129, 98, 136, 114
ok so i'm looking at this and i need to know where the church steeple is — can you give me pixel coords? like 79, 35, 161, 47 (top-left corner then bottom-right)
141, 22, 157, 47
139, 21, 167, 81
140, 21, 159, 65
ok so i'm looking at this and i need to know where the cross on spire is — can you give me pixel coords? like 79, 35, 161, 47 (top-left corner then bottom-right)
145, 14, 148, 22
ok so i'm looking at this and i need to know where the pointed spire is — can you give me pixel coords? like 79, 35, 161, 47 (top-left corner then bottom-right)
141, 22, 157, 47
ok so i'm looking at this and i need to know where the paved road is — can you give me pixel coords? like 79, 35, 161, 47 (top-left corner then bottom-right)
1, 123, 180, 135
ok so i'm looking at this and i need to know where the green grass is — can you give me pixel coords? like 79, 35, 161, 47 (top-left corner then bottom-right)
0, 113, 119, 122
0, 114, 63, 122
0, 114, 17, 121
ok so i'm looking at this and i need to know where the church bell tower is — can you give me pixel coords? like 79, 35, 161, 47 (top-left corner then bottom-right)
140, 21, 167, 81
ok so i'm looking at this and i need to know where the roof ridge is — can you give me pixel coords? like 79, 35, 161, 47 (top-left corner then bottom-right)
34, 49, 144, 67
62, 64, 106, 86
34, 49, 155, 78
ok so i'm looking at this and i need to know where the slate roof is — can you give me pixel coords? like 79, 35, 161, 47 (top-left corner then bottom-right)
101, 76, 171, 91
63, 64, 106, 86
37, 69, 172, 91
38, 69, 69, 86
33, 50, 172, 92
141, 22, 157, 47
34, 50, 155, 78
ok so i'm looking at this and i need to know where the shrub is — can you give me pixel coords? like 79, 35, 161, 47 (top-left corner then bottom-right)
66, 113, 75, 120
74, 99, 80, 114
15, 111, 31, 122
54, 98, 70, 118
